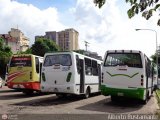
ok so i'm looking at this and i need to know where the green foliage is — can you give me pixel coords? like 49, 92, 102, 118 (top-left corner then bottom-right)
94, 0, 160, 26
74, 49, 85, 55
0, 37, 12, 78
94, 0, 106, 8
151, 53, 156, 63
18, 48, 32, 54
151, 53, 160, 77
31, 38, 60, 57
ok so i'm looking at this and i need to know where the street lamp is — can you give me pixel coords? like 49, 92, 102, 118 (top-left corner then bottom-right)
135, 28, 158, 82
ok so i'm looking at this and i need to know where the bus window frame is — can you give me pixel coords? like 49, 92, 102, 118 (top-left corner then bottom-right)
104, 53, 143, 68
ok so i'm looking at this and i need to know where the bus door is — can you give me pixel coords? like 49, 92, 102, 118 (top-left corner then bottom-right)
39, 62, 42, 82
98, 64, 101, 90
79, 59, 85, 93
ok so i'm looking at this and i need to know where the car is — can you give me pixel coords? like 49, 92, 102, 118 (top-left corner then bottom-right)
0, 77, 3, 88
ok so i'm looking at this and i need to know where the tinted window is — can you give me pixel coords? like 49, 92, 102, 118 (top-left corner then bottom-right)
92, 60, 98, 76
10, 56, 32, 67
35, 57, 39, 73
104, 53, 142, 68
85, 58, 92, 75
44, 54, 72, 66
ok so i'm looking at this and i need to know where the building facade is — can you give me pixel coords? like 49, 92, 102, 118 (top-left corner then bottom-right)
45, 31, 58, 44
35, 28, 79, 51
58, 28, 79, 51
35, 31, 58, 45
0, 28, 29, 53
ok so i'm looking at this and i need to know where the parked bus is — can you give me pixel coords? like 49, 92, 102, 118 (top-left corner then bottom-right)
152, 63, 158, 90
41, 51, 102, 98
7, 54, 43, 95
101, 50, 155, 104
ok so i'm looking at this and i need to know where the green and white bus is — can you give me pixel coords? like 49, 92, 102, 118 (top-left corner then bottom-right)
101, 50, 155, 104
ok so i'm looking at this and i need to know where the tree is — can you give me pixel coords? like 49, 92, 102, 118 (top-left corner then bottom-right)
94, 0, 160, 26
18, 48, 32, 54
151, 53, 156, 63
31, 38, 60, 57
0, 38, 12, 78
74, 49, 86, 55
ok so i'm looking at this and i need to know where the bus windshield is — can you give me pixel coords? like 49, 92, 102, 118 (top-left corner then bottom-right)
44, 54, 72, 66
10, 56, 32, 67
104, 53, 142, 68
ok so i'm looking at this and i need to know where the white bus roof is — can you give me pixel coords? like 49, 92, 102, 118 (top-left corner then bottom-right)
44, 51, 103, 62
106, 50, 142, 54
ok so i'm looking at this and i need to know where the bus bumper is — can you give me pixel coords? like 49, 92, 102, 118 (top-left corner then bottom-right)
7, 82, 40, 91
100, 85, 145, 100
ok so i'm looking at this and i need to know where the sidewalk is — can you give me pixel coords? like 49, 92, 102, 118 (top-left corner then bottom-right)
0, 85, 10, 90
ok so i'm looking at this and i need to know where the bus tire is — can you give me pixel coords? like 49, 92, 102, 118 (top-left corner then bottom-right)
84, 87, 90, 99
111, 95, 118, 102
56, 93, 66, 98
23, 90, 34, 95
142, 91, 149, 104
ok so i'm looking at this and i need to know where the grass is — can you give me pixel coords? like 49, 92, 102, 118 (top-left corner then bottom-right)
155, 89, 160, 119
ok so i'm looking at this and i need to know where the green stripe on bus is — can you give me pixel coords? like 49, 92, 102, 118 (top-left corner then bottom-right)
100, 85, 145, 100
106, 71, 139, 78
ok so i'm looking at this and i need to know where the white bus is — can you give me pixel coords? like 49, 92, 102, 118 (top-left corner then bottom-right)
101, 50, 155, 104
41, 51, 102, 98
152, 63, 158, 90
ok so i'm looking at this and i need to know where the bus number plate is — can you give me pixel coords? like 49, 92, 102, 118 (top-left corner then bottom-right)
54, 66, 60, 69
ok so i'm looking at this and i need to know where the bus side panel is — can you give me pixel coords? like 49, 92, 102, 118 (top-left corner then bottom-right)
85, 75, 99, 93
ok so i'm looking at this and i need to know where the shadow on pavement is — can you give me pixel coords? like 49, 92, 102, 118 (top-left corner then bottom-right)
0, 89, 19, 93
0, 92, 52, 100
11, 94, 100, 107
76, 96, 144, 113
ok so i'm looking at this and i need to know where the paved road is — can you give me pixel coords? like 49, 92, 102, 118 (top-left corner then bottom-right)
0, 86, 159, 120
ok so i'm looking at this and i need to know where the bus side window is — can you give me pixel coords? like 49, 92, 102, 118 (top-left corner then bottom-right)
35, 57, 40, 73
76, 55, 80, 74
145, 58, 152, 78
85, 58, 92, 75
92, 60, 98, 76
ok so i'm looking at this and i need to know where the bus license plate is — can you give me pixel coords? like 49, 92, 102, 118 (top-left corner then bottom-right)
117, 93, 124, 96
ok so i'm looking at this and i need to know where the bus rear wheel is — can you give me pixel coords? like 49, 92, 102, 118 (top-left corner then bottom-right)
84, 88, 90, 99
23, 90, 34, 95
142, 92, 149, 104
56, 93, 66, 98
111, 95, 118, 102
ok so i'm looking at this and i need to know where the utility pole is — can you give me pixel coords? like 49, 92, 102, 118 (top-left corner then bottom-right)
84, 41, 89, 51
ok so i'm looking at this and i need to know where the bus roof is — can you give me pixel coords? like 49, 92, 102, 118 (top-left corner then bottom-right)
44, 51, 103, 62
12, 54, 43, 58
106, 50, 142, 54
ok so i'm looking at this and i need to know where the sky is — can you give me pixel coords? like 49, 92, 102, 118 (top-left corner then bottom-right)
0, 0, 160, 58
